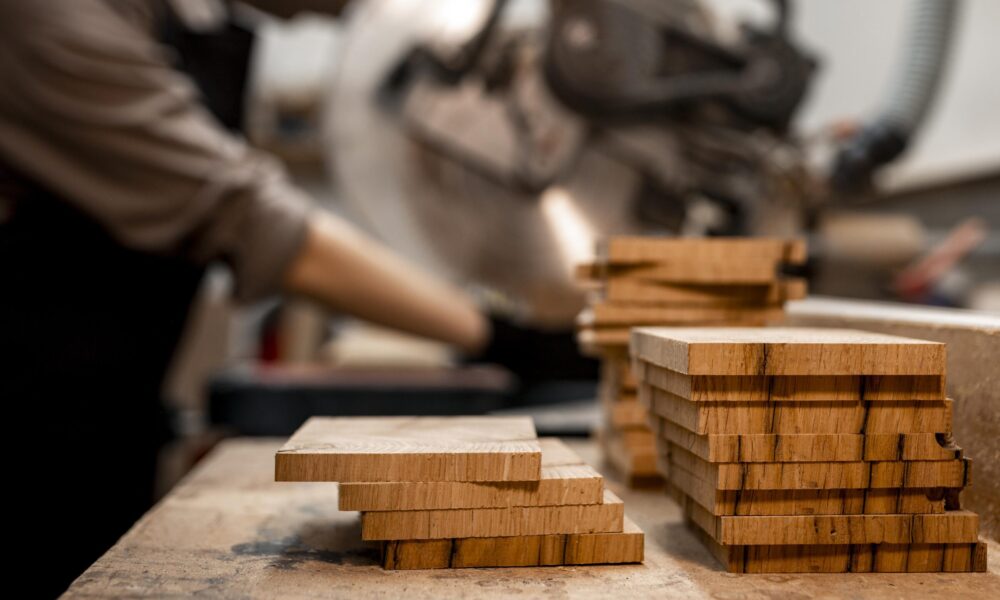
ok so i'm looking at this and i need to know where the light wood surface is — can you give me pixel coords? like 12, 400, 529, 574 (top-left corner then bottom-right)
64, 439, 999, 598
631, 327, 946, 375
338, 438, 603, 511
275, 416, 541, 482
359, 489, 624, 540
381, 518, 644, 569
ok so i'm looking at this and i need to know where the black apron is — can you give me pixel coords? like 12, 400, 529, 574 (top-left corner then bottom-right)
0, 4, 254, 595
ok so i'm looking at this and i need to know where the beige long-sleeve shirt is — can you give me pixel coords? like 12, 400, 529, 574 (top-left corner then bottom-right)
0, 0, 337, 300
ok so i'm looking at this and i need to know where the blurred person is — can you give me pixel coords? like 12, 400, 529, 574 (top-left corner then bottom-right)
0, 0, 488, 595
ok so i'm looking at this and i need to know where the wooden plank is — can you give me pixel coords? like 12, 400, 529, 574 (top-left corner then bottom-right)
360, 490, 624, 541
654, 418, 962, 463
668, 468, 947, 516
642, 386, 953, 435
275, 416, 541, 482
664, 444, 971, 491
604, 278, 806, 307
599, 429, 662, 486
696, 508, 980, 546
581, 304, 785, 327
608, 399, 650, 429
636, 360, 946, 401
608, 260, 782, 284
601, 356, 637, 393
691, 525, 987, 573
599, 237, 807, 265
381, 517, 644, 569
338, 438, 603, 511
631, 327, 946, 376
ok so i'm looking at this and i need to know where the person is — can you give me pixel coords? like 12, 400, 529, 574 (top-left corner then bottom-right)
0, 1, 488, 595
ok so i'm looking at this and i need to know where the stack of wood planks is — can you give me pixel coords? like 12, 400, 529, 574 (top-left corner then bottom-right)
575, 237, 807, 485
630, 326, 988, 573
274, 416, 644, 569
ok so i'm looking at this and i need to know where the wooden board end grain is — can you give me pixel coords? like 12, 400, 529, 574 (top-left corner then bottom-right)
638, 360, 947, 402
360, 489, 625, 541
275, 416, 541, 482
631, 327, 946, 376
381, 518, 644, 569
338, 438, 603, 511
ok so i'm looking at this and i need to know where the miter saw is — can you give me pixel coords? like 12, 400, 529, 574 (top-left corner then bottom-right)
325, 0, 818, 330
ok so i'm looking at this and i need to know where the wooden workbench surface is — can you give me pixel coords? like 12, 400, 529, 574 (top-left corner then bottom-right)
65, 438, 999, 599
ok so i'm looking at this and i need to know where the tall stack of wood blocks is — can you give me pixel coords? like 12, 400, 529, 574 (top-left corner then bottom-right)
274, 416, 644, 569
575, 237, 807, 485
631, 326, 988, 573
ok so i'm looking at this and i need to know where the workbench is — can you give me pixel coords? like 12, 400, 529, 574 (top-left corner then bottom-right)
65, 438, 999, 599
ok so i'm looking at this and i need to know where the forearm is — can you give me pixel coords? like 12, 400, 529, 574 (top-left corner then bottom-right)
282, 213, 490, 354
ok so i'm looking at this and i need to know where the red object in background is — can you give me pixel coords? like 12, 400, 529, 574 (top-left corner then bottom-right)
892, 217, 988, 301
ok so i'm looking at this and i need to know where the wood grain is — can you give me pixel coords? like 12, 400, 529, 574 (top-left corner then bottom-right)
598, 237, 807, 265
631, 327, 946, 376
653, 418, 962, 463
664, 444, 971, 491
669, 469, 947, 516
275, 416, 541, 482
691, 521, 987, 573
642, 386, 953, 435
381, 518, 644, 569
338, 438, 603, 511
604, 278, 806, 307
581, 304, 786, 327
360, 490, 624, 541
635, 360, 946, 402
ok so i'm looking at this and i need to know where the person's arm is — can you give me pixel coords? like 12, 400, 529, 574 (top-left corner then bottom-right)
284, 214, 488, 353
0, 0, 488, 352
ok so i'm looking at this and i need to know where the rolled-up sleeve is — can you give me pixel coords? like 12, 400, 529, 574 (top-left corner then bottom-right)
0, 0, 313, 301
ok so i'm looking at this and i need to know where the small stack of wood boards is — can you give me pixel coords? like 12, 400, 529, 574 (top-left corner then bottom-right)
575, 237, 808, 485
630, 326, 988, 573
274, 416, 644, 570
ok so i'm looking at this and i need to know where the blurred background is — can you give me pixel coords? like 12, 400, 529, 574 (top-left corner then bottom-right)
155, 0, 999, 492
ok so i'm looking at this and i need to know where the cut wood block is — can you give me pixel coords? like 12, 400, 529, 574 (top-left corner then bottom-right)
631, 327, 946, 375
601, 356, 637, 391
668, 470, 947, 516
665, 444, 971, 491
338, 438, 603, 511
598, 237, 807, 265
642, 386, 953, 435
607, 400, 649, 429
636, 360, 946, 402
690, 523, 987, 573
654, 418, 962, 463
687, 504, 980, 545
611, 260, 782, 284
617, 427, 656, 453
360, 489, 624, 541
599, 429, 662, 487
604, 278, 806, 307
580, 304, 786, 327
381, 517, 644, 569
275, 416, 541, 483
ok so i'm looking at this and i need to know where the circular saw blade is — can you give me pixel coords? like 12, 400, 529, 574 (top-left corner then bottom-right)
324, 0, 644, 327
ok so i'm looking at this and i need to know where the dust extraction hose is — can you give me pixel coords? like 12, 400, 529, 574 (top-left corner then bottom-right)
830, 0, 961, 193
